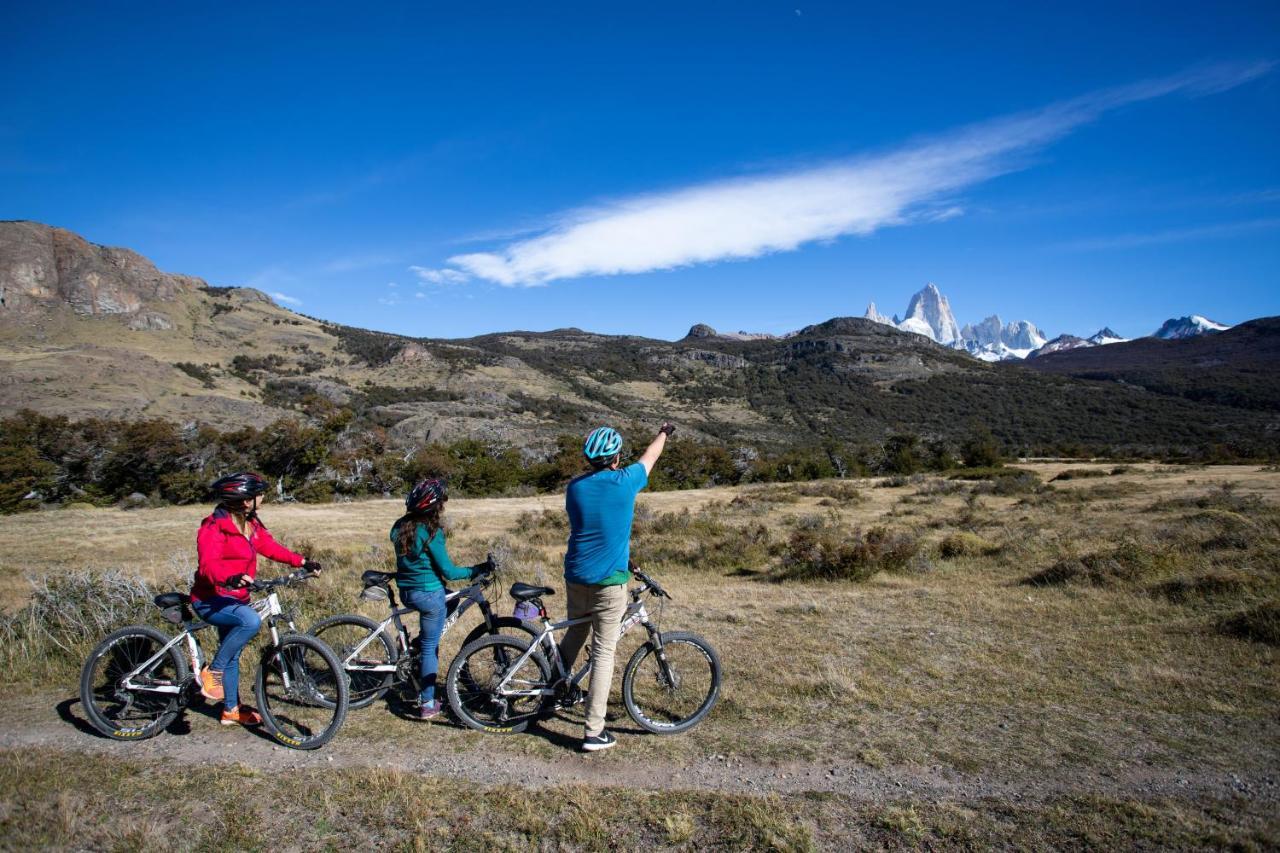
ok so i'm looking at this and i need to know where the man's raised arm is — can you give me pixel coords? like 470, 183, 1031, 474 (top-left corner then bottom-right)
637, 422, 676, 475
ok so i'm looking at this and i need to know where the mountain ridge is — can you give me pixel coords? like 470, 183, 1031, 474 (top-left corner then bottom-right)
2, 221, 1276, 458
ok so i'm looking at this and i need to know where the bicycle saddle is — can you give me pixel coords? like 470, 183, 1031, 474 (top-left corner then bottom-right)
361, 570, 395, 587
153, 592, 190, 608
509, 582, 555, 602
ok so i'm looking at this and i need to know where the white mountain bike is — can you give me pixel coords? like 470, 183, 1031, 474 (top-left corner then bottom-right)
445, 566, 721, 735
78, 569, 349, 750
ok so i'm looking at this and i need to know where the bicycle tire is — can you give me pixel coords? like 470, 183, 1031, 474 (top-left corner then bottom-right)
79, 624, 189, 741
254, 633, 349, 750
458, 615, 540, 650
308, 613, 397, 709
445, 634, 551, 734
622, 631, 721, 734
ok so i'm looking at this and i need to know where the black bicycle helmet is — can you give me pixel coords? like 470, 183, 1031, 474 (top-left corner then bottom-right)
405, 477, 447, 513
210, 472, 269, 502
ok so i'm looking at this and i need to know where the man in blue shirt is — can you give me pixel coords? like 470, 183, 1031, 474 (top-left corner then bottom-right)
560, 422, 674, 751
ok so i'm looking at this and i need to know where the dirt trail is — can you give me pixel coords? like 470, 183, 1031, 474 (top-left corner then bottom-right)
1, 695, 1273, 806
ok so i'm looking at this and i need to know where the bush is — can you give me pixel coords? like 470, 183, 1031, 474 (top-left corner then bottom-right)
631, 508, 774, 573
1022, 541, 1172, 587
1217, 601, 1280, 645
794, 481, 865, 503
174, 362, 216, 389
0, 570, 183, 679
1051, 468, 1109, 482
959, 426, 1003, 468
775, 523, 919, 582
513, 509, 568, 545
938, 532, 1001, 559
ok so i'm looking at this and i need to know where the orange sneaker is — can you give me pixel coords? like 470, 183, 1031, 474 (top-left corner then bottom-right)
221, 706, 263, 727
199, 667, 224, 702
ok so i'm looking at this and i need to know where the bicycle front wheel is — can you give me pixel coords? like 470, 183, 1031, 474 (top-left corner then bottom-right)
79, 625, 189, 740
308, 614, 397, 709
622, 631, 721, 734
445, 635, 550, 734
254, 634, 349, 750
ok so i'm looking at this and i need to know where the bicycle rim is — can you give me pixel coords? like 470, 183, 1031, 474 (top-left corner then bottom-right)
447, 636, 549, 734
623, 633, 721, 734
311, 617, 394, 709
255, 636, 348, 749
80, 627, 185, 739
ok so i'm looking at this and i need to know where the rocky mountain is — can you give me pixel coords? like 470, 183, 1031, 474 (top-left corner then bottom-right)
1087, 327, 1127, 346
2, 221, 1276, 457
1026, 334, 1092, 359
1154, 315, 1232, 340
1024, 317, 1280, 413
899, 283, 963, 345
864, 283, 1045, 361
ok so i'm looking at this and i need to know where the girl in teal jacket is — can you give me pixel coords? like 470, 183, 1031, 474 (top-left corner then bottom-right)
391, 478, 481, 719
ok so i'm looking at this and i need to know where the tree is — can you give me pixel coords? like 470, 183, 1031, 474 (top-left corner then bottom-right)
960, 425, 1003, 468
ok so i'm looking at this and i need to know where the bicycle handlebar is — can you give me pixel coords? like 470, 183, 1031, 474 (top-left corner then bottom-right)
247, 568, 318, 593
631, 567, 671, 599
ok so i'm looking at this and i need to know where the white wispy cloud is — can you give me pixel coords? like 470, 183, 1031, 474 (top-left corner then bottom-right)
270, 291, 302, 306
428, 61, 1270, 287
410, 265, 471, 285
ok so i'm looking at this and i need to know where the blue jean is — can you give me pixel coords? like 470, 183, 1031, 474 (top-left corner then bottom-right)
193, 596, 262, 710
401, 587, 447, 704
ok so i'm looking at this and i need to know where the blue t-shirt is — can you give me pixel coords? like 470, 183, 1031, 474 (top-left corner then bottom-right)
563, 462, 648, 585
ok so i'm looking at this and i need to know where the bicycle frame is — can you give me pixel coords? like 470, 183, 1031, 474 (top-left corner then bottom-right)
337, 584, 490, 673
495, 595, 656, 699
119, 591, 295, 695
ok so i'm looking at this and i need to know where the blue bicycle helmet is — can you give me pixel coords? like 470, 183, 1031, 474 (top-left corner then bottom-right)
583, 426, 623, 460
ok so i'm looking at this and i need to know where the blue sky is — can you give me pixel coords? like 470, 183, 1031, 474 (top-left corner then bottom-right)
2, 2, 1278, 340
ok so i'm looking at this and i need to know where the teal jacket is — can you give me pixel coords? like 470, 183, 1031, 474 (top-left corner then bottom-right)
390, 522, 474, 592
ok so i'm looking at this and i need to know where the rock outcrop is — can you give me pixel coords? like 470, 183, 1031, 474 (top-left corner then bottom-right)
0, 220, 195, 326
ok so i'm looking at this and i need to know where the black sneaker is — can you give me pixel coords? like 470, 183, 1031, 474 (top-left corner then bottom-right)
582, 730, 617, 752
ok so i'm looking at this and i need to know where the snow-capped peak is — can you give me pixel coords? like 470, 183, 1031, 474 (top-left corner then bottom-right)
899, 282, 963, 346
1087, 327, 1128, 346
864, 302, 894, 326
1153, 315, 1231, 340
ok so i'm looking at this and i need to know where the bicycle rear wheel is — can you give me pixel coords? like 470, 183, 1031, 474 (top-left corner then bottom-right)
79, 625, 189, 740
622, 631, 721, 734
308, 614, 397, 709
254, 633, 349, 750
445, 635, 550, 734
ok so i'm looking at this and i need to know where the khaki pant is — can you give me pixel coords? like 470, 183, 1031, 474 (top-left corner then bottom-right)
558, 581, 628, 737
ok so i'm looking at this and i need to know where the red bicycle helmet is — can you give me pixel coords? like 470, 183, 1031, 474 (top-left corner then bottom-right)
405, 477, 447, 513
210, 472, 269, 502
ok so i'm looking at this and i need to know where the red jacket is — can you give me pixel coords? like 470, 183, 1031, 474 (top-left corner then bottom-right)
192, 508, 304, 603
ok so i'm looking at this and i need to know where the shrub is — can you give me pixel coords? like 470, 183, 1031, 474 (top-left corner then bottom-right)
794, 481, 865, 503
775, 523, 919, 582
959, 425, 1003, 468
513, 509, 568, 545
174, 362, 216, 389
1154, 570, 1254, 604
1022, 541, 1172, 587
0, 570, 182, 679
631, 508, 774, 573
1051, 468, 1109, 482
1217, 601, 1280, 645
938, 532, 1001, 559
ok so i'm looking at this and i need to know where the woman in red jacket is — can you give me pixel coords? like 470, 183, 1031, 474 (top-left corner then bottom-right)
192, 472, 317, 726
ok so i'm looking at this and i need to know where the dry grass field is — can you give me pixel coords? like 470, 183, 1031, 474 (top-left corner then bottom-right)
0, 463, 1277, 849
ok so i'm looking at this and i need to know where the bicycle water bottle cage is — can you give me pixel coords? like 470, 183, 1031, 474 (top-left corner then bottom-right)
509, 582, 555, 602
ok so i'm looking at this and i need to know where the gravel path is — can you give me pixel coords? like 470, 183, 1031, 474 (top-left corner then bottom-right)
2, 695, 1274, 806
